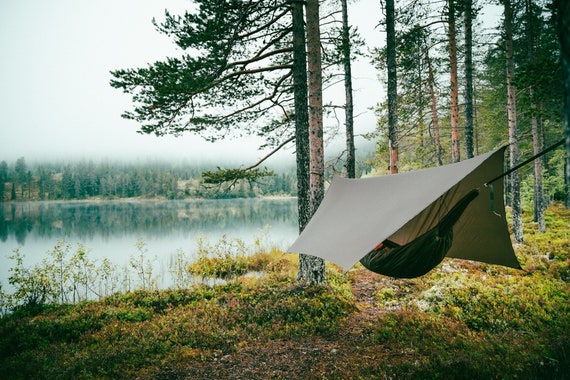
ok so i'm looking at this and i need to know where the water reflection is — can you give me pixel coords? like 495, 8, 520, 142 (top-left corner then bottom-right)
0, 198, 299, 293
0, 198, 299, 245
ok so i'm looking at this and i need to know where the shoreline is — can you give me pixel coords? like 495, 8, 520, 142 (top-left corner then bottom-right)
0, 194, 298, 205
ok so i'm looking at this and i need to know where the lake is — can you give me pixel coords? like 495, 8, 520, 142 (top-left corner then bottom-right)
0, 198, 299, 290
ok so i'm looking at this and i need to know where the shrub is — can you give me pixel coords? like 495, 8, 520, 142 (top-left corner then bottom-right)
0, 266, 355, 379
188, 235, 250, 279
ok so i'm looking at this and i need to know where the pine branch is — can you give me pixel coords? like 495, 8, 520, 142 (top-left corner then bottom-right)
229, 47, 293, 68
243, 135, 295, 170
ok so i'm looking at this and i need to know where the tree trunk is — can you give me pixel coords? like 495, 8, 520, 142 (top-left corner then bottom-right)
292, 1, 322, 282
531, 87, 545, 231
504, 0, 524, 243
526, 0, 545, 231
427, 49, 443, 166
297, 0, 326, 285
559, 0, 570, 206
341, 0, 355, 179
291, 0, 310, 233
464, 0, 475, 159
539, 103, 549, 171
415, 38, 427, 164
386, 0, 399, 173
449, 0, 461, 163
306, 0, 324, 214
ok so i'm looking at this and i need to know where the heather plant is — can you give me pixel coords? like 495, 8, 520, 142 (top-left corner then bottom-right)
414, 270, 570, 333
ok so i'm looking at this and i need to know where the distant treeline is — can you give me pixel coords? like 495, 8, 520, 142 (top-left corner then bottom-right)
0, 157, 297, 201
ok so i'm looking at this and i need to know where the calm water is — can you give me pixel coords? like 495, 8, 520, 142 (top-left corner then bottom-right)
0, 198, 299, 287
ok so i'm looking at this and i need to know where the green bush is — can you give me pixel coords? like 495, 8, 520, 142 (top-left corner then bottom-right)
188, 235, 250, 279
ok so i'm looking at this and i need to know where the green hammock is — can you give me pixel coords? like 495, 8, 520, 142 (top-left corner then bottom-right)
359, 189, 479, 278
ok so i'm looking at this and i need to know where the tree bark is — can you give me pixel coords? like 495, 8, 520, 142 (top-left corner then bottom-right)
531, 89, 545, 231
504, 0, 524, 243
526, 0, 545, 231
306, 0, 324, 214
297, 0, 326, 285
427, 49, 443, 166
559, 0, 570, 206
448, 0, 461, 163
464, 0, 475, 159
291, 1, 310, 232
386, 0, 399, 173
341, 0, 355, 179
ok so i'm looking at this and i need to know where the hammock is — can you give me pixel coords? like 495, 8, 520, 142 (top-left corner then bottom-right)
359, 189, 479, 278
287, 147, 521, 273
288, 140, 563, 276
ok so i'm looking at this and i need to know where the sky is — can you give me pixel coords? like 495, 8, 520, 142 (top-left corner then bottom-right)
0, 0, 383, 165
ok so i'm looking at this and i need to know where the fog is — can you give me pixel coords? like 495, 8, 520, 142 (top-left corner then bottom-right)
0, 0, 385, 165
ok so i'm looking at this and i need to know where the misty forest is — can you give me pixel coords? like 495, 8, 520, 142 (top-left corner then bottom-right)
0, 157, 300, 201
1, 0, 570, 379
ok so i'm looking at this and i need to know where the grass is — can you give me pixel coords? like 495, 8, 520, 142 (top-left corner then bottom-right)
0, 203, 568, 379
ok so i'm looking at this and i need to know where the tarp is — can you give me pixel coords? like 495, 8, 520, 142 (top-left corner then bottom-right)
287, 147, 521, 273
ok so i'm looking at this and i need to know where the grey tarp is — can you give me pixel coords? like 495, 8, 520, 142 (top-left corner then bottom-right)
287, 147, 521, 272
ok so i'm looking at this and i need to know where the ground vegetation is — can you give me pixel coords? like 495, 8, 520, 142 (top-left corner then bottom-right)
0, 203, 568, 379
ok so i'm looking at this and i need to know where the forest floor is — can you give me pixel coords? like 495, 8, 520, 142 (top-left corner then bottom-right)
151, 269, 389, 379
147, 264, 570, 380
1, 204, 569, 379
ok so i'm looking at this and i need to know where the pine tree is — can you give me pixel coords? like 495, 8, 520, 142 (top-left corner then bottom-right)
503, 0, 524, 243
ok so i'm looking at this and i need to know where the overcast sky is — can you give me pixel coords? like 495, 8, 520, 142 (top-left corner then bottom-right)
0, 0, 384, 165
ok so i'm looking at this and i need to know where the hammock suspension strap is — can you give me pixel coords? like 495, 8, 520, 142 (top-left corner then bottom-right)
485, 139, 564, 186
484, 138, 564, 213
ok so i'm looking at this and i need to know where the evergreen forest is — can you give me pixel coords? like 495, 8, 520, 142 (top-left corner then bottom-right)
367, 0, 567, 207
0, 157, 298, 201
